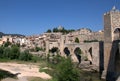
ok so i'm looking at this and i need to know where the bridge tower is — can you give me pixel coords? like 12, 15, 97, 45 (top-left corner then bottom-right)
102, 6, 120, 80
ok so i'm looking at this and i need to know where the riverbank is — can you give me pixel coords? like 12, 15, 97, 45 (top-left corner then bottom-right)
0, 62, 51, 81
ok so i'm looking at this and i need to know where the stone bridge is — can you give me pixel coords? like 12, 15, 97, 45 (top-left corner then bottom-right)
61, 42, 103, 71
45, 6, 120, 81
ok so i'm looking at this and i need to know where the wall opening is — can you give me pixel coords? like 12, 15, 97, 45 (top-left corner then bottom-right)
114, 28, 120, 40
74, 47, 82, 64
64, 47, 70, 56
88, 47, 93, 65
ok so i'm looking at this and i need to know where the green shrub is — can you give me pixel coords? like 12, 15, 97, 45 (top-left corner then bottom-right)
10, 45, 20, 59
0, 44, 41, 62
35, 47, 45, 52
0, 46, 4, 58
4, 41, 11, 47
45, 56, 80, 81
55, 57, 80, 81
3, 47, 11, 59
75, 37, 79, 43
19, 50, 33, 61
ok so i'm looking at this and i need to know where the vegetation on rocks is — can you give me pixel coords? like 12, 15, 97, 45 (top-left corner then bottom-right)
75, 37, 80, 43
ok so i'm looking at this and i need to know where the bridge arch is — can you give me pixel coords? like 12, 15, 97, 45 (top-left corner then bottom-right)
88, 47, 93, 65
113, 28, 120, 40
74, 47, 82, 64
64, 47, 70, 56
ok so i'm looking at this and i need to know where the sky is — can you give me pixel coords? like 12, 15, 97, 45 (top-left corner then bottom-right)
0, 0, 120, 36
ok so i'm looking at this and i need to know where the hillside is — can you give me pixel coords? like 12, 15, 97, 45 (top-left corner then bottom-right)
0, 32, 25, 38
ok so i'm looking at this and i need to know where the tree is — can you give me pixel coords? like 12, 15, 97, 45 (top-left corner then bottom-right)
19, 50, 33, 61
10, 45, 20, 59
53, 28, 58, 32
55, 57, 80, 81
3, 47, 11, 58
4, 41, 11, 47
0, 46, 4, 58
75, 37, 79, 43
47, 29, 52, 33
